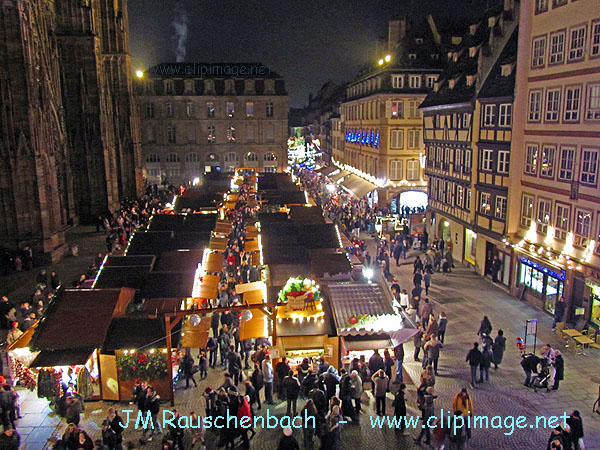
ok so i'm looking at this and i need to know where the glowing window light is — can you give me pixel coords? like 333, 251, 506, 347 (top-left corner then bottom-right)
563, 232, 575, 256
544, 226, 555, 245
524, 221, 538, 243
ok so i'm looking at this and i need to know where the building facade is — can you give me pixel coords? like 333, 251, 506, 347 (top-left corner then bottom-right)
0, 0, 141, 261
420, 1, 519, 279
338, 16, 444, 209
136, 63, 289, 185
508, 0, 600, 327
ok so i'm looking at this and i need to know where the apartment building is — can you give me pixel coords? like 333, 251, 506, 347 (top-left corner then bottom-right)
336, 17, 444, 209
136, 63, 289, 185
420, 1, 519, 281
508, 0, 600, 326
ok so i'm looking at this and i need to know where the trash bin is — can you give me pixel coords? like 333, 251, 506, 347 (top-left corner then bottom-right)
70, 244, 79, 257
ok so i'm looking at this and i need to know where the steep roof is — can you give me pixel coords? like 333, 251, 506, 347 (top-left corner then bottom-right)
477, 28, 518, 99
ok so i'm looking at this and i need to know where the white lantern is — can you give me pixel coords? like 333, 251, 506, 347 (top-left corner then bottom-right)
242, 310, 253, 322
188, 314, 201, 327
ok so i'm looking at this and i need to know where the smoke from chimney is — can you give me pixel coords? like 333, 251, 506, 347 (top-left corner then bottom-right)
172, 3, 188, 63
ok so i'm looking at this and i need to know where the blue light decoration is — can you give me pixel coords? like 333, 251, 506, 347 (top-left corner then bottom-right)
518, 256, 566, 280
360, 131, 366, 144
374, 132, 380, 148
369, 131, 374, 146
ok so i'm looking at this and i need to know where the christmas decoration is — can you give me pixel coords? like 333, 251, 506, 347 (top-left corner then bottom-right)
242, 310, 253, 322
11, 356, 36, 391
344, 314, 402, 332
277, 277, 325, 318
116, 350, 168, 381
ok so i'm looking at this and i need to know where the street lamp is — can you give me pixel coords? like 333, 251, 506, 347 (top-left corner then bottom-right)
378, 58, 384, 66
384, 54, 391, 62
363, 267, 374, 283
135, 70, 144, 78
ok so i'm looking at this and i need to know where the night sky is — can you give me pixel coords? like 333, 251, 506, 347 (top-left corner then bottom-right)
128, 0, 487, 107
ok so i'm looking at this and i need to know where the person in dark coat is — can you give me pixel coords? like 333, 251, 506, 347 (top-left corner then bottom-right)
465, 343, 482, 388
182, 348, 197, 388
250, 363, 264, 410
521, 353, 541, 387
552, 296, 567, 330
277, 427, 300, 450
275, 357, 291, 401
566, 410, 584, 450
0, 428, 19, 450
283, 370, 301, 417
477, 316, 492, 336
368, 350, 385, 392
479, 345, 492, 383
552, 350, 564, 390
101, 419, 117, 450
492, 330, 507, 369
319, 366, 339, 401
206, 336, 218, 368
392, 384, 407, 434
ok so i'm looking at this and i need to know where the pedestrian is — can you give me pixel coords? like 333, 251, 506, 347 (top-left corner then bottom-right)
520, 353, 541, 387
552, 297, 566, 331
226, 345, 242, 385
383, 349, 394, 383
392, 383, 407, 434
400, 289, 410, 310
250, 362, 264, 409
491, 255, 502, 283
371, 369, 389, 416
419, 298, 433, 328
413, 271, 423, 288
423, 271, 431, 295
448, 411, 467, 449
479, 344, 492, 383
452, 388, 474, 440
566, 410, 584, 450
477, 316, 492, 336
206, 336, 218, 368
141, 386, 161, 441
320, 366, 339, 401
414, 256, 423, 274
283, 370, 301, 417
101, 419, 117, 450
275, 357, 290, 401
322, 405, 342, 450
424, 336, 442, 375
349, 370, 363, 418
425, 314, 438, 339
414, 325, 424, 362
301, 400, 318, 450
277, 427, 299, 450
465, 343, 482, 388
198, 350, 208, 379
182, 348, 198, 388
492, 330, 506, 369
414, 386, 436, 445
552, 350, 564, 391
106, 408, 123, 449
236, 396, 252, 449
393, 343, 404, 384
368, 350, 384, 391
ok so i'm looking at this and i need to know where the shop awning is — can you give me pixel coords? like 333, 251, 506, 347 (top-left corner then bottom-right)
30, 349, 94, 368
343, 335, 393, 351
329, 170, 349, 183
240, 309, 267, 341
389, 328, 420, 346
339, 174, 377, 199
316, 166, 338, 176
204, 252, 224, 273
245, 239, 259, 252
209, 236, 228, 251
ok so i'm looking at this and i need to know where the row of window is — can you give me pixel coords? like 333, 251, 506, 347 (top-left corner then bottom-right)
428, 112, 471, 130
346, 72, 438, 98
145, 101, 274, 119
345, 129, 380, 147
428, 178, 472, 211
524, 144, 598, 185
390, 74, 438, 90
388, 159, 421, 181
478, 192, 508, 220
536, 0, 584, 15
156, 78, 276, 96
520, 193, 599, 249
531, 18, 600, 68
480, 148, 510, 174
390, 129, 422, 149
152, 124, 276, 145
342, 99, 422, 122
425, 146, 473, 176
481, 103, 513, 128
145, 151, 277, 164
528, 83, 600, 123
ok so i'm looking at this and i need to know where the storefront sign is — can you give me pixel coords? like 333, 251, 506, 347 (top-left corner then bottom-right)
518, 256, 566, 281
526, 319, 537, 335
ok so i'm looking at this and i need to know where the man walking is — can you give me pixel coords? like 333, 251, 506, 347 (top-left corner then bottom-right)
283, 370, 301, 417
552, 296, 566, 331
393, 343, 404, 384
261, 355, 275, 405
141, 386, 161, 441
465, 343, 482, 388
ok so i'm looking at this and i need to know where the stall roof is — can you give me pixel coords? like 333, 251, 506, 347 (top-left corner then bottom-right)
289, 205, 325, 224
315, 165, 338, 176
183, 214, 218, 232
296, 224, 339, 249
308, 251, 352, 280
327, 283, 395, 336
329, 170, 349, 183
263, 191, 307, 206
142, 272, 195, 299
339, 174, 378, 199
102, 255, 156, 268
172, 232, 211, 250
155, 249, 204, 272
266, 264, 311, 286
104, 318, 173, 351
94, 266, 150, 289
30, 349, 93, 367
257, 213, 288, 224
32, 289, 132, 351
148, 214, 186, 232
141, 298, 183, 314
126, 232, 175, 256
174, 195, 220, 212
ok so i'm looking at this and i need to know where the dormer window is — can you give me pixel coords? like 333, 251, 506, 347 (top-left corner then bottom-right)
204, 79, 215, 95
224, 79, 235, 95
469, 46, 478, 58
164, 79, 174, 95
453, 52, 459, 62
184, 79, 195, 94
488, 16, 496, 28
448, 78, 457, 89
433, 82, 440, 92
469, 24, 477, 35
501, 63, 514, 76
264, 79, 275, 94
409, 54, 417, 60
244, 79, 255, 95
416, 38, 423, 44
447, 52, 453, 61
466, 75, 475, 87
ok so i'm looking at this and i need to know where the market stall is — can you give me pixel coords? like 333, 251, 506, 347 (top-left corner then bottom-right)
327, 283, 418, 368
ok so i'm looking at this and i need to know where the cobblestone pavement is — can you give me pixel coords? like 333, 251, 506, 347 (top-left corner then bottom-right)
12, 231, 600, 450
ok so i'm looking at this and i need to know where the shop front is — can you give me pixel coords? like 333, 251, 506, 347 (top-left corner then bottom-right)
516, 255, 565, 315
585, 281, 600, 330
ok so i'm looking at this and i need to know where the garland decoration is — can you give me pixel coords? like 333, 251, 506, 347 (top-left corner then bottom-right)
278, 278, 321, 304
344, 314, 402, 332
116, 350, 168, 381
